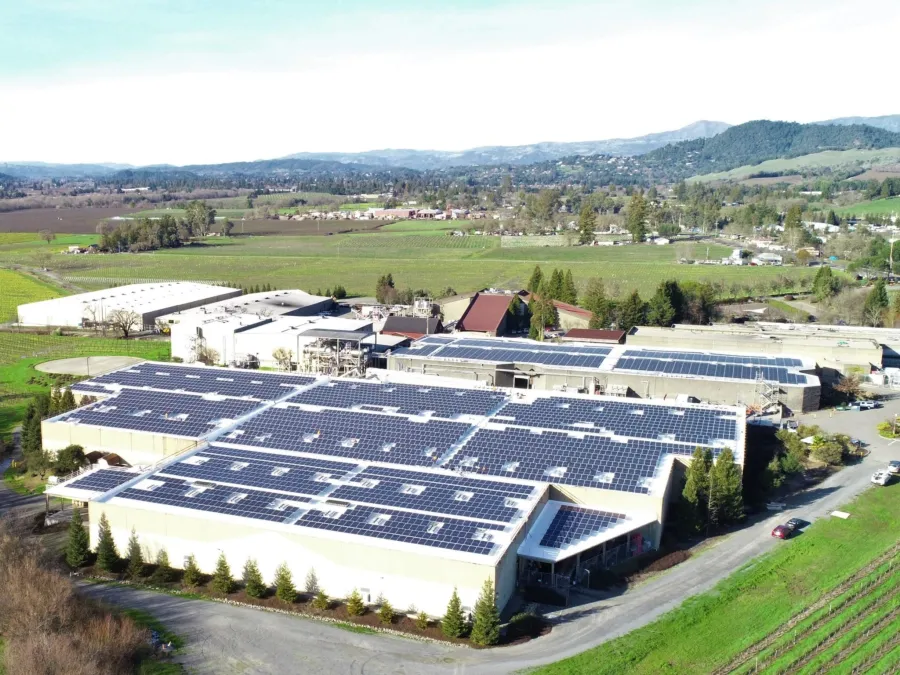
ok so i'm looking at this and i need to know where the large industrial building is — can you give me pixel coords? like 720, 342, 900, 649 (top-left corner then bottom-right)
387, 335, 821, 413
46, 362, 745, 615
17, 282, 240, 329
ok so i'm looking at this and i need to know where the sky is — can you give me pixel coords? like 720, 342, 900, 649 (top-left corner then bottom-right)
2, 0, 899, 166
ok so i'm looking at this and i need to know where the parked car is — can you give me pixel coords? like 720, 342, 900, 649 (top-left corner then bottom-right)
771, 525, 793, 539
850, 400, 878, 410
887, 460, 900, 474
785, 518, 809, 531
872, 470, 892, 486
834, 403, 851, 411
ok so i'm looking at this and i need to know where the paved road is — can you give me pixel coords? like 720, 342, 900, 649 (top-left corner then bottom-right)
77, 417, 898, 675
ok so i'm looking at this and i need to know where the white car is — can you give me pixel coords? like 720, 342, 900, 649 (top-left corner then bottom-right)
888, 460, 900, 474
872, 470, 891, 486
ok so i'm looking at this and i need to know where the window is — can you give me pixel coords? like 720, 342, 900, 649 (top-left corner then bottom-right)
230, 461, 249, 472
368, 513, 391, 526
271, 467, 290, 477
131, 409, 152, 417
453, 491, 474, 502
400, 484, 425, 496
631, 409, 645, 416
215, 377, 235, 382
227, 493, 247, 505
427, 522, 444, 534
555, 402, 570, 409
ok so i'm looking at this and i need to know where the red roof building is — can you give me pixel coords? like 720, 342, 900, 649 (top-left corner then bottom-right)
456, 293, 519, 336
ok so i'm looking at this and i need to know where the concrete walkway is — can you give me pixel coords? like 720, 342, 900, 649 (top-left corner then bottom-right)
35, 356, 143, 376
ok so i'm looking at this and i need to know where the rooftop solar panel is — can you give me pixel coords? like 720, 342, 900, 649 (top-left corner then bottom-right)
64, 469, 138, 492
539, 506, 627, 549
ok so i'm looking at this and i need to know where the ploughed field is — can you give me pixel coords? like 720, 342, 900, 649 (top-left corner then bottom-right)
0, 207, 139, 234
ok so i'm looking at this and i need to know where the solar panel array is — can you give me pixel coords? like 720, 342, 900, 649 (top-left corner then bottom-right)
62, 389, 261, 437
65, 469, 138, 493
72, 364, 314, 400
539, 506, 627, 549
622, 350, 803, 367
614, 355, 807, 385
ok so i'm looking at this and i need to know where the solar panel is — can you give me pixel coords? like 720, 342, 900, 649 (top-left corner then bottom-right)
393, 336, 612, 370
614, 354, 806, 385
65, 469, 137, 492
539, 506, 626, 549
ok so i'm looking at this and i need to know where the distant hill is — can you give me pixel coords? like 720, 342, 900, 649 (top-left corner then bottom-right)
283, 120, 732, 170
817, 114, 900, 134
0, 162, 132, 179
638, 120, 900, 179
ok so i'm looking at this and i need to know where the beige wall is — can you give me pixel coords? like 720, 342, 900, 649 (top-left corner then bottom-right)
42, 421, 196, 466
89, 500, 503, 616
556, 311, 591, 331
439, 297, 474, 324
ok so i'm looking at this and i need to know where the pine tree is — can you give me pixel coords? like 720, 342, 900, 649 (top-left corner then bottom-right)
346, 588, 366, 616
182, 554, 202, 587
583, 277, 611, 329
415, 611, 429, 631
95, 512, 119, 572
470, 579, 501, 646
274, 562, 296, 603
211, 552, 235, 594
864, 279, 889, 326
545, 269, 564, 300
646, 282, 676, 327
617, 290, 646, 332
526, 265, 543, 293
312, 590, 330, 610
578, 202, 596, 245
49, 387, 63, 416
626, 191, 648, 242
378, 599, 395, 625
151, 548, 174, 583
65, 507, 91, 569
242, 558, 266, 598
683, 446, 713, 531
60, 388, 77, 413
561, 270, 578, 305
709, 449, 744, 528
305, 568, 320, 594
125, 528, 144, 579
441, 587, 466, 638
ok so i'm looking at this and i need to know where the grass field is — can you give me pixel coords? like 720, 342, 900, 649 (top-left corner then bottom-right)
121, 208, 250, 220
379, 219, 469, 232
339, 202, 381, 211
691, 148, 900, 183
0, 268, 65, 322
836, 196, 900, 216
535, 483, 900, 675
0, 333, 169, 434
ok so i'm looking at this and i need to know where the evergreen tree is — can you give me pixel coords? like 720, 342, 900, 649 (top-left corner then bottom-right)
626, 191, 648, 242
646, 282, 676, 327
583, 277, 611, 329
242, 558, 266, 598
709, 449, 744, 528
812, 266, 839, 302
378, 599, 395, 625
863, 279, 889, 326
305, 567, 320, 594
470, 579, 501, 646
545, 269, 564, 300
561, 270, 578, 305
526, 265, 543, 293
346, 588, 366, 616
682, 447, 713, 531
125, 528, 144, 579
60, 388, 77, 412
211, 552, 235, 594
274, 562, 296, 603
182, 554, 202, 587
441, 588, 466, 638
577, 202, 596, 245
65, 507, 91, 569
151, 548, 174, 583
312, 590, 330, 610
617, 290, 646, 332
95, 512, 119, 572
49, 387, 63, 416
415, 611, 429, 631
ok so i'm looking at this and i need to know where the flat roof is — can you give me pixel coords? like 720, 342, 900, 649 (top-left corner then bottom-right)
18, 282, 236, 316
160, 290, 330, 320
50, 362, 745, 563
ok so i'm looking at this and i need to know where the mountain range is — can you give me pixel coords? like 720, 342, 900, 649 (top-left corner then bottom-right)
2, 114, 899, 179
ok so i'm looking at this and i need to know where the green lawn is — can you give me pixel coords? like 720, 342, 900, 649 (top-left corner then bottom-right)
0, 268, 65, 322
339, 202, 382, 211
380, 219, 469, 232
535, 483, 900, 675
836, 196, 900, 216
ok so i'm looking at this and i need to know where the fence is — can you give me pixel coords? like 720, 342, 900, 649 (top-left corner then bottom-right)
0, 330, 171, 366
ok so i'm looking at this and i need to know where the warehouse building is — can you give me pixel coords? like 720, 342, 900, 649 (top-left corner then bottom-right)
17, 282, 240, 329
387, 335, 820, 413
160, 289, 333, 323
46, 363, 745, 615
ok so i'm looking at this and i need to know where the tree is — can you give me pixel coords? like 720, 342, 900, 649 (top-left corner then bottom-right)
863, 279, 889, 326
378, 599, 395, 625
211, 552, 235, 594
526, 265, 544, 293
709, 449, 744, 528
682, 447, 713, 531
184, 200, 216, 237
626, 191, 648, 242
95, 513, 119, 572
219, 219, 234, 236
812, 266, 840, 302
646, 282, 677, 327
561, 270, 578, 305
617, 290, 646, 332
274, 562, 296, 603
345, 588, 366, 616
578, 203, 596, 245
545, 269, 564, 300
332, 284, 347, 300
125, 528, 144, 579
304, 568, 320, 594
54, 444, 86, 474
65, 508, 91, 569
583, 277, 611, 329
182, 554, 203, 587
470, 579, 501, 646
441, 588, 466, 638
826, 210, 839, 227
811, 436, 844, 465
375, 273, 395, 303
107, 309, 142, 338
60, 388, 76, 412
242, 558, 266, 598
151, 548, 175, 583
272, 347, 293, 371
796, 249, 811, 266
833, 373, 864, 400
312, 590, 330, 610
39, 229, 56, 244
415, 611, 429, 630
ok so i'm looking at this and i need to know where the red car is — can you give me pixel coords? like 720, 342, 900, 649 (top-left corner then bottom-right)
771, 525, 791, 539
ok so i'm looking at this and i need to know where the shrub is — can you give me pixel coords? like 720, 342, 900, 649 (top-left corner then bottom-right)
312, 590, 330, 611
507, 612, 545, 640
94, 513, 119, 573
378, 600, 395, 625
211, 552, 235, 594
65, 508, 91, 569
274, 563, 296, 604
305, 568, 320, 594
182, 554, 202, 587
346, 588, 366, 616
415, 611, 429, 631
441, 588, 465, 638
125, 528, 144, 580
242, 558, 266, 598
150, 548, 175, 583
645, 549, 692, 573
470, 579, 500, 646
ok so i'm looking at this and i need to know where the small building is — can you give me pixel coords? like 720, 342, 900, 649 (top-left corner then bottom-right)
561, 329, 626, 344
456, 292, 523, 337
753, 252, 783, 266
381, 316, 444, 340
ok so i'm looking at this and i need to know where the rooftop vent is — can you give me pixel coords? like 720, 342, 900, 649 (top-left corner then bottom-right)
227, 492, 247, 504
427, 522, 444, 534
501, 461, 520, 473
544, 466, 568, 478
594, 471, 615, 484
368, 513, 391, 527
472, 529, 495, 543
453, 490, 474, 502
341, 438, 359, 448
182, 456, 209, 466
134, 479, 163, 492
230, 461, 249, 472
271, 467, 290, 477
357, 478, 379, 489
313, 472, 332, 483
400, 484, 425, 496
